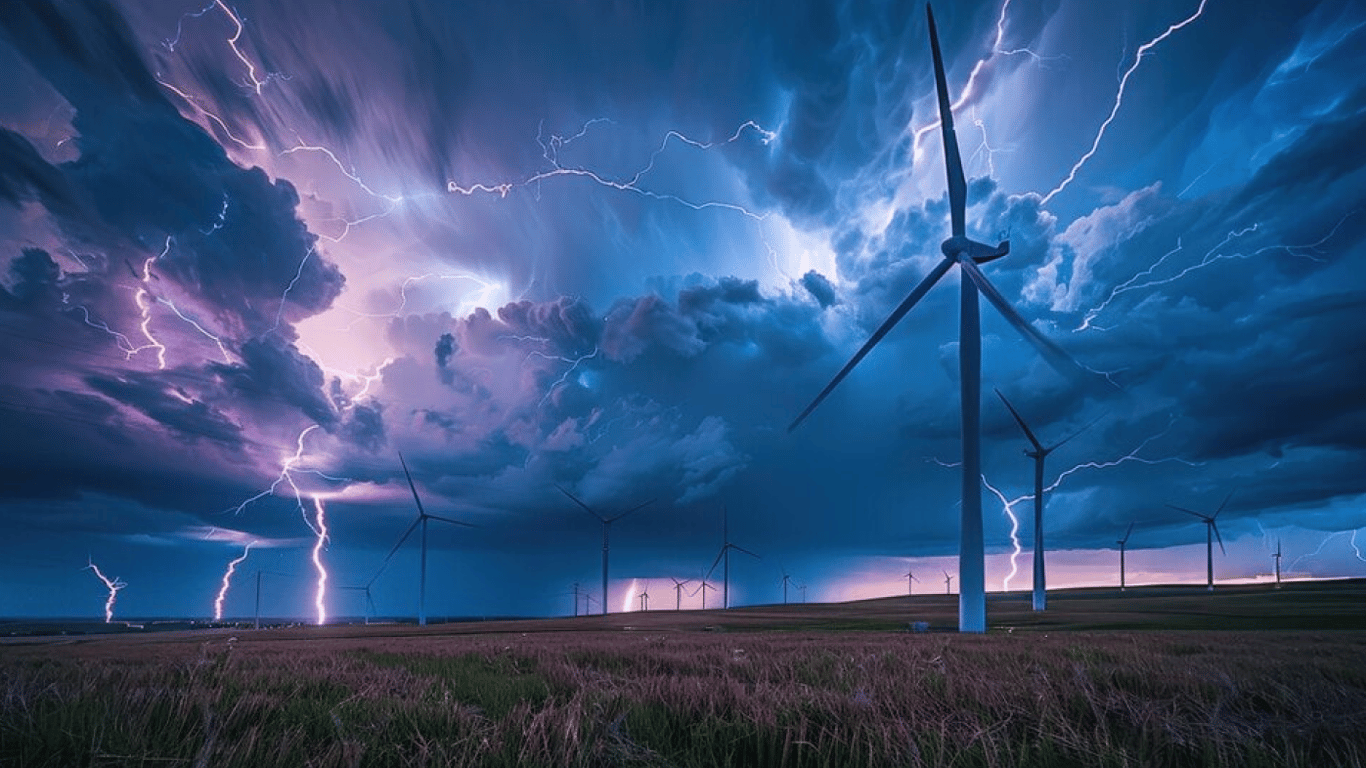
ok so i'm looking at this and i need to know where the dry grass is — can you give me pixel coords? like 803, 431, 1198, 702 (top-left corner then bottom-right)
3, 625, 1365, 767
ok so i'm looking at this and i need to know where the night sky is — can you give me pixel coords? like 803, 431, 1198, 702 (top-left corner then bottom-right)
1, 0, 1363, 622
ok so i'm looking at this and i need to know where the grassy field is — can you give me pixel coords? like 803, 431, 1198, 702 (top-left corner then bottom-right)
2, 581, 1365, 767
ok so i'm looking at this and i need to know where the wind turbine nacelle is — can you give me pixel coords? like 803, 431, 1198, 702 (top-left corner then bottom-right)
941, 236, 1010, 264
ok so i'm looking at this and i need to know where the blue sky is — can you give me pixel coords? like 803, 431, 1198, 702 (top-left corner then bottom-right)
1, 0, 1363, 621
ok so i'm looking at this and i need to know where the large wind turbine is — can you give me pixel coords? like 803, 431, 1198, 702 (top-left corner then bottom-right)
558, 487, 653, 615
707, 506, 760, 609
669, 577, 691, 610
1167, 491, 1233, 591
996, 389, 1096, 611
1117, 523, 1135, 591
1272, 539, 1282, 588
788, 4, 1105, 633
691, 577, 717, 609
371, 453, 477, 626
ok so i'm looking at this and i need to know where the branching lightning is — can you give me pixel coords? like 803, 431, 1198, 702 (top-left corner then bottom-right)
981, 474, 1023, 589
85, 559, 127, 623
1289, 528, 1366, 572
530, 346, 600, 406
213, 542, 253, 621
1041, 0, 1209, 205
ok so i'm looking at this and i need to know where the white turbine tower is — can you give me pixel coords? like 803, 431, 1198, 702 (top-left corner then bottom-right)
707, 506, 760, 609
943, 570, 953, 595
1168, 491, 1233, 591
995, 389, 1096, 611
1117, 522, 1135, 591
558, 486, 653, 615
691, 577, 717, 609
905, 569, 918, 596
789, 4, 1107, 633
669, 577, 691, 610
370, 453, 477, 626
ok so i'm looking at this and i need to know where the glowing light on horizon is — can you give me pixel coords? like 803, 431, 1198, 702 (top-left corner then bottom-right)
85, 559, 127, 623
213, 543, 253, 621
1042, 0, 1209, 205
622, 578, 639, 613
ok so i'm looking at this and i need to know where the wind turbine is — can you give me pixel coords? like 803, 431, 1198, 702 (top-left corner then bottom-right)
797, 583, 807, 603
370, 453, 477, 626
1117, 523, 1135, 591
943, 571, 953, 595
781, 568, 793, 604
335, 584, 376, 624
905, 569, 918, 596
1167, 491, 1233, 591
558, 486, 653, 616
707, 506, 760, 609
638, 581, 650, 611
669, 577, 691, 610
787, 4, 1106, 633
996, 389, 1096, 612
691, 577, 718, 609
1273, 539, 1282, 588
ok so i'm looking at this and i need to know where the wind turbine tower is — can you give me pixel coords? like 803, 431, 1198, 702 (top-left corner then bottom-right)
1167, 491, 1233, 591
781, 569, 792, 604
691, 578, 717, 609
638, 581, 649, 611
1273, 539, 1282, 588
369, 453, 477, 626
558, 487, 653, 615
707, 506, 760, 609
669, 577, 691, 610
1117, 523, 1134, 591
943, 571, 953, 595
788, 4, 1106, 633
996, 390, 1095, 611
905, 569, 918, 596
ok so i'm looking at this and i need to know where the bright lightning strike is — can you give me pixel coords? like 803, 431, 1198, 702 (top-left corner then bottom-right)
85, 559, 127, 623
1042, 0, 1209, 205
981, 474, 1023, 589
531, 346, 600, 406
309, 497, 328, 626
212, 543, 253, 621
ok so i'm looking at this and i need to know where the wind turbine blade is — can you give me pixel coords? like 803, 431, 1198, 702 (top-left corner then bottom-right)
1212, 521, 1226, 555
994, 389, 1042, 450
608, 498, 655, 523
370, 517, 421, 586
1048, 414, 1102, 453
557, 485, 606, 523
707, 548, 725, 578
1213, 490, 1235, 519
927, 3, 966, 237
398, 452, 429, 519
789, 257, 954, 432
1166, 503, 1209, 521
958, 259, 1112, 392
732, 545, 762, 560
427, 513, 477, 529
1121, 522, 1134, 544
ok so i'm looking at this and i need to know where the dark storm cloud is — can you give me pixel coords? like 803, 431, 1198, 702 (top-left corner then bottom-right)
0, 0, 344, 338
340, 401, 386, 453
85, 372, 243, 446
211, 336, 337, 429
800, 270, 838, 308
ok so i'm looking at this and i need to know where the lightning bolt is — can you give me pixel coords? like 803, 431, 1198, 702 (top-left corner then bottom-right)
1041, 0, 1209, 205
127, 238, 171, 369
213, 0, 271, 94
1289, 528, 1366, 572
84, 559, 127, 623
161, 0, 217, 52
981, 474, 1023, 589
212, 543, 253, 621
200, 193, 229, 235
530, 346, 600, 406
1079, 212, 1359, 331
224, 424, 320, 516
156, 76, 266, 152
157, 298, 233, 363
309, 497, 328, 625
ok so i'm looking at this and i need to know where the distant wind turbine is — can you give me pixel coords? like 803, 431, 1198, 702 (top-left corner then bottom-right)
905, 569, 918, 596
638, 581, 650, 611
797, 583, 807, 603
788, 4, 1108, 633
1167, 491, 1233, 591
707, 506, 760, 609
558, 486, 653, 616
781, 568, 793, 604
370, 453, 477, 626
1117, 522, 1135, 591
996, 389, 1097, 611
943, 570, 953, 595
1273, 539, 1282, 588
691, 578, 718, 609
335, 584, 376, 624
669, 577, 691, 610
